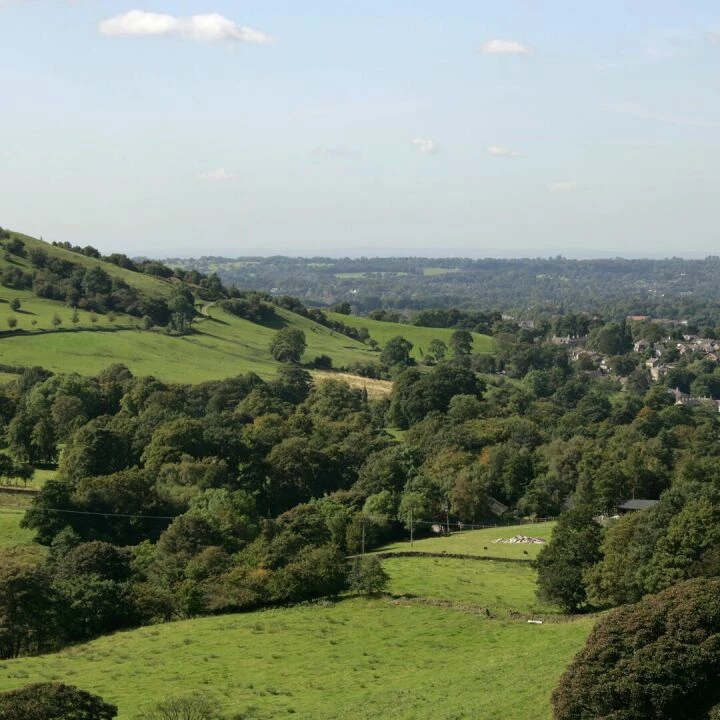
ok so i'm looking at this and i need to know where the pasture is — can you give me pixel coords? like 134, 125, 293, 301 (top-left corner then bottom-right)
327, 312, 494, 359
0, 599, 593, 720
383, 556, 557, 615
377, 522, 555, 561
0, 305, 380, 384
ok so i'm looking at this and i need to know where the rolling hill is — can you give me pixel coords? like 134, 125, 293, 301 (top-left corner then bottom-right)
0, 232, 382, 383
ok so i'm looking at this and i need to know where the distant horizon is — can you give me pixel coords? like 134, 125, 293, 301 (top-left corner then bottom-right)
153, 249, 720, 262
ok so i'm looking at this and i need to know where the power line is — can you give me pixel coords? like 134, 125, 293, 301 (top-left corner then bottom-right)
23, 507, 177, 520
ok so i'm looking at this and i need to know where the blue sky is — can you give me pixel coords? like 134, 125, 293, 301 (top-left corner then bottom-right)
1, 0, 719, 258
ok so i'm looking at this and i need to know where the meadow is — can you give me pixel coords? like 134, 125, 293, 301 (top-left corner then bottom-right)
377, 522, 556, 561
0, 511, 593, 719
327, 312, 494, 360
0, 305, 380, 384
0, 599, 593, 720
382, 556, 557, 615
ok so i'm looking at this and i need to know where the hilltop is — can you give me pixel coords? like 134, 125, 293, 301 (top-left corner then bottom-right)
0, 229, 390, 383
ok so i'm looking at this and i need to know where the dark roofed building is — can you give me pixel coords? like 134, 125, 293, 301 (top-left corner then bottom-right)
618, 499, 659, 513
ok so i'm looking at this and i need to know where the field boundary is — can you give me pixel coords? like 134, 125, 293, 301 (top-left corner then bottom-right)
370, 550, 534, 564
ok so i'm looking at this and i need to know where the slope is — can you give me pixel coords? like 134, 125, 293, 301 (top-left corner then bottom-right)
0, 232, 382, 382
327, 312, 494, 359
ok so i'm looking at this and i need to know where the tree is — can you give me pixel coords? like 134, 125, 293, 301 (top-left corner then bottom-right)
450, 329, 473, 357
269, 327, 306, 364
0, 560, 62, 658
9, 298, 20, 312
535, 506, 603, 612
553, 578, 720, 720
380, 335, 413, 368
51, 313, 62, 328
0, 683, 117, 720
6, 315, 16, 330
347, 555, 389, 595
426, 338, 447, 364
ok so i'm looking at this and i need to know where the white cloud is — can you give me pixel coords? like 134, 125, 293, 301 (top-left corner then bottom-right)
487, 146, 521, 158
197, 168, 239, 181
480, 39, 532, 55
707, 32, 720, 45
548, 180, 578, 192
606, 103, 718, 128
100, 10, 272, 44
411, 138, 438, 154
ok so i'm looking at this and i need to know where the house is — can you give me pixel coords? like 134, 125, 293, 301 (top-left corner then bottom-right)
617, 499, 659, 514
669, 387, 690, 403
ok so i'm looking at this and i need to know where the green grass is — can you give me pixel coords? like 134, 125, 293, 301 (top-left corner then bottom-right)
0, 598, 593, 720
0, 305, 380, 384
0, 507, 33, 548
9, 232, 176, 299
0, 290, 139, 333
383, 557, 557, 615
327, 313, 494, 360
422, 267, 459, 276
377, 522, 555, 561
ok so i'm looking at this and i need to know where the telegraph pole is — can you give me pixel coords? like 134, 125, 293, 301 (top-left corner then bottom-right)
410, 507, 414, 547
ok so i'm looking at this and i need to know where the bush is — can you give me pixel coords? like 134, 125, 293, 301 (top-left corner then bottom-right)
553, 577, 720, 719
0, 683, 116, 719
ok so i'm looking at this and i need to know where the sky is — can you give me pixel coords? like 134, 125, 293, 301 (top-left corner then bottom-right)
1, 0, 719, 259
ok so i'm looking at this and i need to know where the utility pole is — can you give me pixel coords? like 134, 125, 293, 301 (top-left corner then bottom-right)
410, 507, 414, 547
361, 516, 366, 556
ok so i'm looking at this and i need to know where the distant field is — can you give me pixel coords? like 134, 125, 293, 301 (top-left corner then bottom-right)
422, 267, 459, 276
383, 556, 557, 615
327, 313, 494, 359
334, 272, 409, 279
377, 522, 555, 561
0, 598, 593, 720
310, 370, 393, 398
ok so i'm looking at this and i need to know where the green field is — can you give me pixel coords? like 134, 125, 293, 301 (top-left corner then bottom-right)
0, 511, 593, 719
377, 522, 555, 561
327, 313, 494, 360
0, 233, 387, 383
384, 556, 557, 615
0, 305, 379, 384
422, 267, 460, 276
0, 599, 593, 720
0, 507, 33, 548
0, 289, 139, 333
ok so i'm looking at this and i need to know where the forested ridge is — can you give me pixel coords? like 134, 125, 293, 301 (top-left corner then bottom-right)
167, 254, 720, 324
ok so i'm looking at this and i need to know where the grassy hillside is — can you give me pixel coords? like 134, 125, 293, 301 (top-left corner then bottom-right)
0, 306, 379, 383
0, 233, 384, 382
327, 312, 494, 359
9, 232, 175, 298
0, 599, 592, 720
383, 557, 556, 614
377, 522, 555, 561
0, 516, 593, 719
